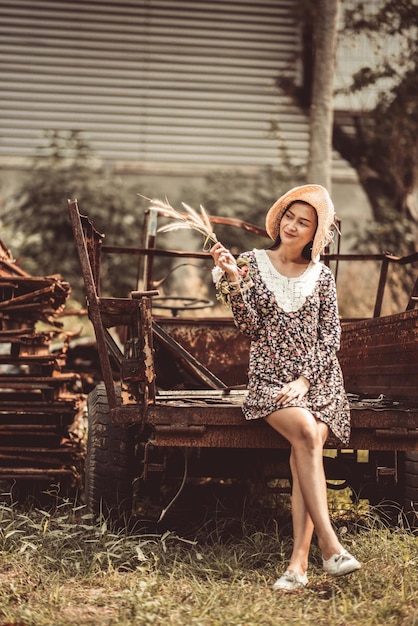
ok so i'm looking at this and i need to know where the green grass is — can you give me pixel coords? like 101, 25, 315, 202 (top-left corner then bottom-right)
0, 490, 417, 626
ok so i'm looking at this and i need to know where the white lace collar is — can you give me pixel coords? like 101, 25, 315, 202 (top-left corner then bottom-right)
254, 249, 322, 312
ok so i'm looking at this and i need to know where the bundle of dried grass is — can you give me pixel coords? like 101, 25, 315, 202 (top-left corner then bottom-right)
141, 195, 218, 250
140, 195, 256, 306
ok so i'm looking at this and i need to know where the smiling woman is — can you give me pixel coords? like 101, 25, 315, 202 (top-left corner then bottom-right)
268, 202, 318, 270
210, 184, 361, 591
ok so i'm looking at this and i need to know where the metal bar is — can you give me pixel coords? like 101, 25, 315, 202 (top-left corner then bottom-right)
406, 276, 418, 310
398, 251, 418, 265
103, 327, 124, 366
142, 297, 156, 403
373, 256, 389, 317
102, 249, 391, 261
0, 285, 57, 310
143, 209, 158, 291
67, 199, 118, 410
0, 468, 74, 476
375, 429, 418, 438
0, 375, 77, 383
0, 404, 78, 413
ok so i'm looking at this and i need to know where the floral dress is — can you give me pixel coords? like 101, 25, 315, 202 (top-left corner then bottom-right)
230, 249, 350, 445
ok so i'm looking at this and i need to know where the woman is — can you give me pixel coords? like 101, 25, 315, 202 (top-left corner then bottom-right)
210, 184, 361, 591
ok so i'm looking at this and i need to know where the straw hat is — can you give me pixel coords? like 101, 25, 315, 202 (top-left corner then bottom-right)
265, 184, 336, 263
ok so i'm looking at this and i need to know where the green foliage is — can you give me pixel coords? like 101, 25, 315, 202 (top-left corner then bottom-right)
344, 0, 418, 42
340, 0, 418, 252
353, 207, 416, 257
334, 0, 418, 303
349, 207, 416, 311
1, 130, 148, 302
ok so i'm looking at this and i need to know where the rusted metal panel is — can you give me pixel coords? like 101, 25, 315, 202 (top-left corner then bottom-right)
152, 320, 229, 389
142, 297, 156, 402
142, 391, 418, 451
339, 308, 418, 402
110, 406, 144, 424
98, 297, 140, 327
151, 423, 287, 449
155, 318, 250, 387
149, 425, 418, 452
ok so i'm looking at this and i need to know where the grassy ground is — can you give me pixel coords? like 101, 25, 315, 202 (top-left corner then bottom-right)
0, 486, 417, 626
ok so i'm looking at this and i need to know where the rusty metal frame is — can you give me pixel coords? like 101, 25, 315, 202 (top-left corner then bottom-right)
68, 199, 119, 410
325, 251, 418, 319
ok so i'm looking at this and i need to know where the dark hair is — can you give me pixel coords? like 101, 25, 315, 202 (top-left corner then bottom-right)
301, 240, 314, 260
267, 201, 316, 260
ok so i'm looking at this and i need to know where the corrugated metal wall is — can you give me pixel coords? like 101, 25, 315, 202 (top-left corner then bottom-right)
0, 0, 345, 172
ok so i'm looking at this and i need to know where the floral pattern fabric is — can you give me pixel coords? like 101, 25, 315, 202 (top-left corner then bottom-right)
230, 249, 351, 445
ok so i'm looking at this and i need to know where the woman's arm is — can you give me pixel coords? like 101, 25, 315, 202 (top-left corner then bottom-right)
210, 244, 260, 338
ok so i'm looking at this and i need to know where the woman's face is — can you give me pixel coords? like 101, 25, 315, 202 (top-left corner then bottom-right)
279, 202, 317, 252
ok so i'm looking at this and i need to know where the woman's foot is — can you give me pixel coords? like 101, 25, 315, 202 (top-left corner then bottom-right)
323, 550, 361, 577
273, 571, 308, 591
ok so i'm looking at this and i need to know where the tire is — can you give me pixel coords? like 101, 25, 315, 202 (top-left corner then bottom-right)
403, 451, 418, 525
85, 383, 135, 524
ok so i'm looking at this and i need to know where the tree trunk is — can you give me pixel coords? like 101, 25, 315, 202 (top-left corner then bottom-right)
307, 0, 340, 190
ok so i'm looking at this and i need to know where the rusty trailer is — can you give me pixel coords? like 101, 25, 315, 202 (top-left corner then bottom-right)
68, 199, 418, 523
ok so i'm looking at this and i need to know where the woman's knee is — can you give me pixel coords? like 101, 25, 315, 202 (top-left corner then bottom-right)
297, 417, 323, 450
265, 408, 325, 450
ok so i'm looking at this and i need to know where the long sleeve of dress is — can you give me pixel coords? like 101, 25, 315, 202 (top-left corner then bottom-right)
229, 288, 260, 339
228, 256, 260, 339
299, 269, 341, 384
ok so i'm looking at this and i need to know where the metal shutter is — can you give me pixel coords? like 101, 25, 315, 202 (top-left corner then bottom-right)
0, 0, 325, 169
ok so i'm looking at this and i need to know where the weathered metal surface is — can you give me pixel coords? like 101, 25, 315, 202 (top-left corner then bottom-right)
149, 424, 418, 451
139, 390, 418, 450
68, 200, 162, 413
120, 295, 157, 407
155, 318, 250, 387
152, 320, 229, 389
68, 200, 118, 411
0, 239, 85, 485
339, 308, 418, 402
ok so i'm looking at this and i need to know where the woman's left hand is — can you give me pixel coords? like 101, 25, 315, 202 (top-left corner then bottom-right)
210, 242, 239, 281
275, 376, 310, 405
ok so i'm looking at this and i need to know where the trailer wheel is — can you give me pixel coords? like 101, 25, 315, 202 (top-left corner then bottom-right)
403, 451, 418, 526
85, 383, 135, 524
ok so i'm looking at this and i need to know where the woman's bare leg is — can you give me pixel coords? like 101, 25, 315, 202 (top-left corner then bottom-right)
286, 423, 329, 574
286, 448, 314, 575
265, 407, 343, 560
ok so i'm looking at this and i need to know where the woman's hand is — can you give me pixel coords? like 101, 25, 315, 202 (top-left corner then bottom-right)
275, 376, 310, 405
210, 242, 240, 281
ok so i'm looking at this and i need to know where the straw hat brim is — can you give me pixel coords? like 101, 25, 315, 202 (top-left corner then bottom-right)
265, 184, 335, 262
